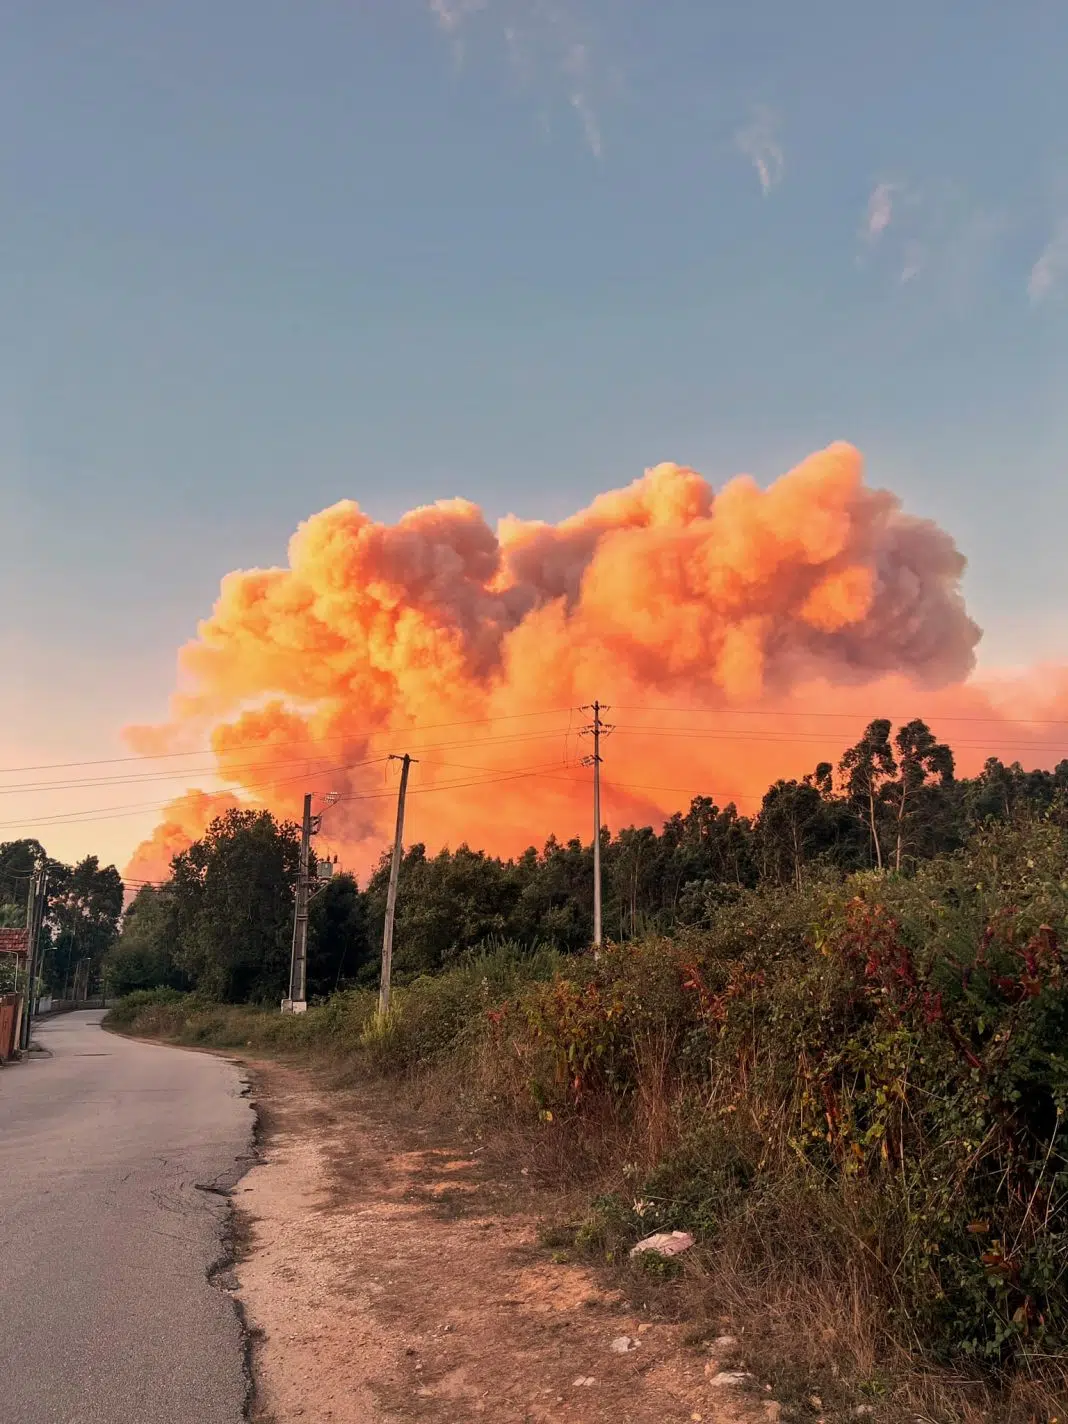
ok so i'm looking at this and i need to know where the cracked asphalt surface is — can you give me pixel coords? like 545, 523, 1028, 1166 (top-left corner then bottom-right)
0, 1011, 255, 1424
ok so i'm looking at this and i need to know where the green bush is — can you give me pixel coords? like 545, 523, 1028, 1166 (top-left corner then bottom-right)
106, 841, 1068, 1375
105, 942, 561, 1073
359, 943, 563, 1073
104, 987, 190, 1028
483, 823, 1068, 1368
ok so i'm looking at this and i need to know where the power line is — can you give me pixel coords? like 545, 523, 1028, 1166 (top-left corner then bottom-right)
612, 703, 1068, 726
544, 771, 737, 798
338, 760, 567, 802
8, 698, 1068, 781
0, 733, 581, 827
611, 724, 1068, 752
8, 729, 1068, 836
0, 752, 394, 797
0, 754, 392, 831
14, 717, 1063, 800
0, 757, 572, 831
3, 736, 577, 823
0, 706, 576, 776
0, 727, 577, 796
1, 743, 579, 834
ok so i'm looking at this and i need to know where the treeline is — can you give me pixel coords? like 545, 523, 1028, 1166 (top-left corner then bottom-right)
108, 718, 1068, 1003
0, 840, 123, 996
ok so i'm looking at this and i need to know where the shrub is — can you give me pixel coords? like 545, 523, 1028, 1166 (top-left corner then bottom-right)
108, 834, 1068, 1382
104, 986, 190, 1028
480, 824, 1068, 1367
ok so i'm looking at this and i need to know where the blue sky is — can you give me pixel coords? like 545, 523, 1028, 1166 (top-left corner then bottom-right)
4, 0, 1068, 861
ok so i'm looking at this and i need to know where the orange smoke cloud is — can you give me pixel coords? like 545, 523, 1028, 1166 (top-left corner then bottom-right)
123, 442, 1068, 881
124, 788, 240, 885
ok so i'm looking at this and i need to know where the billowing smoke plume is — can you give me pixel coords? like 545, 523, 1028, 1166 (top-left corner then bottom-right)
124, 442, 1064, 881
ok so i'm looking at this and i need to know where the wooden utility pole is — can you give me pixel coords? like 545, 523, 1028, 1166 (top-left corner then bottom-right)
378, 754, 413, 1016
581, 702, 612, 951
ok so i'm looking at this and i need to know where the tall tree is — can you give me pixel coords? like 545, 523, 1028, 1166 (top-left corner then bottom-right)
307, 873, 371, 995
0, 838, 48, 917
755, 778, 828, 891
607, 824, 662, 938
171, 809, 301, 1002
48, 856, 125, 995
890, 719, 955, 871
839, 719, 897, 870
366, 844, 518, 977
510, 836, 594, 953
106, 885, 186, 996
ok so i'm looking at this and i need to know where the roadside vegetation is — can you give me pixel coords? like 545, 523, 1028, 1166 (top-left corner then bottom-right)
103, 719, 1068, 1424
0, 842, 123, 999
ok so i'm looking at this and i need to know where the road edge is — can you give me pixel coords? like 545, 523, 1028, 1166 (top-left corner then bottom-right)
204, 1067, 265, 1422
103, 1022, 268, 1421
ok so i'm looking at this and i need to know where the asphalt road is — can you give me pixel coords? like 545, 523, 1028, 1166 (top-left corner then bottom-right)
0, 1011, 255, 1424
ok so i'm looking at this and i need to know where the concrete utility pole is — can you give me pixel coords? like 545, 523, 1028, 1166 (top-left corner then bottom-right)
285, 794, 317, 1014
283, 791, 340, 1013
19, 868, 48, 1051
378, 754, 414, 1016
581, 702, 612, 951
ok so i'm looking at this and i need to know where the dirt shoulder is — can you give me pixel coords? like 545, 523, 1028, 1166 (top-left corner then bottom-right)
233, 1062, 775, 1424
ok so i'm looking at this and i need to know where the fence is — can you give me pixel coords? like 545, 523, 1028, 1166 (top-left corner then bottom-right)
0, 993, 21, 1062
37, 996, 109, 1014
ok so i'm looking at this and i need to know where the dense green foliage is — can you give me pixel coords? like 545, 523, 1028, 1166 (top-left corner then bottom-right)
48, 856, 125, 994
492, 823, 1068, 1365
111, 818, 1068, 1384
106, 887, 187, 997
107, 809, 302, 1003
0, 839, 123, 997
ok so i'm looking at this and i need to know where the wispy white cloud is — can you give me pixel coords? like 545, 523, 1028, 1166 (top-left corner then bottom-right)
858, 177, 1004, 308
1029, 220, 1068, 303
865, 182, 895, 240
426, 0, 610, 159
430, 0, 488, 32
562, 40, 601, 158
734, 105, 784, 196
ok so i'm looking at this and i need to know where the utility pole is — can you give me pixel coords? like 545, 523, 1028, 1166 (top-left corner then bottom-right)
283, 791, 339, 1014
60, 929, 75, 1003
378, 754, 414, 1016
580, 702, 612, 951
285, 794, 316, 1014
19, 868, 47, 1052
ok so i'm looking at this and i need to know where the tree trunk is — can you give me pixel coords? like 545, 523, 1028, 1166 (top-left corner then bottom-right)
895, 778, 908, 873
868, 785, 883, 870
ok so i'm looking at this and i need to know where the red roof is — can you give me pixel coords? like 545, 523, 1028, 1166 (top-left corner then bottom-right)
0, 927, 28, 957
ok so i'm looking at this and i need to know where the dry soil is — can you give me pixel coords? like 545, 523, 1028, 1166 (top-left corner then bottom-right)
233, 1064, 776, 1424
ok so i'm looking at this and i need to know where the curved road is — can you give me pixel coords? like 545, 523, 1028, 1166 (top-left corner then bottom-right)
0, 1011, 254, 1424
